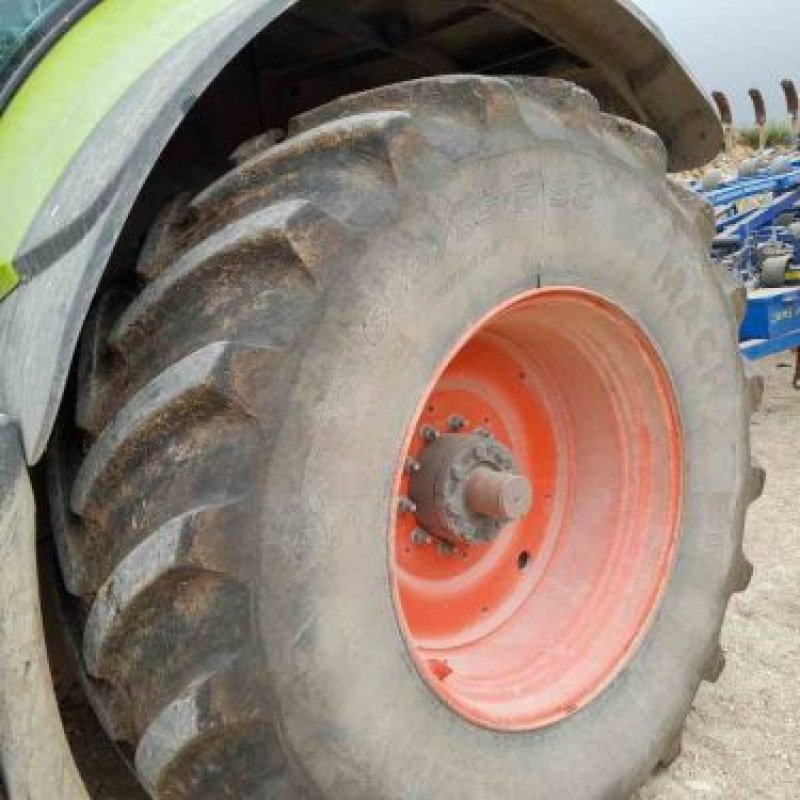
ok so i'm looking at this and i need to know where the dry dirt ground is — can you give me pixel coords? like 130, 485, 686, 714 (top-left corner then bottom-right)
638, 354, 800, 800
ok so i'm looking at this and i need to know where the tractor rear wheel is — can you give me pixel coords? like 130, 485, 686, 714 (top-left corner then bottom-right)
49, 76, 762, 799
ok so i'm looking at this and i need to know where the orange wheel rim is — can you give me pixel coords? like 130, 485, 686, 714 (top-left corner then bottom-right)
390, 288, 683, 731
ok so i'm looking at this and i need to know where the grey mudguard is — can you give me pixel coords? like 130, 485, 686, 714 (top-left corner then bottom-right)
0, 0, 721, 464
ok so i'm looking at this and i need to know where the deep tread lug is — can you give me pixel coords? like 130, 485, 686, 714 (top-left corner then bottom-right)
712, 264, 748, 326
87, 202, 336, 437
732, 556, 754, 593
93, 573, 250, 738
47, 430, 92, 595
744, 363, 765, 413
111, 200, 338, 361
601, 113, 668, 174
71, 342, 260, 522
135, 656, 285, 799
667, 178, 717, 245
192, 112, 435, 226
703, 645, 726, 683
83, 501, 247, 678
76, 289, 134, 438
230, 129, 284, 166
137, 193, 195, 282
290, 75, 529, 160
497, 76, 600, 121
748, 459, 766, 503
658, 731, 683, 769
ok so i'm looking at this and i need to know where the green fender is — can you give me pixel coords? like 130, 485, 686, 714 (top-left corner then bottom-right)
0, 0, 297, 461
0, 0, 721, 463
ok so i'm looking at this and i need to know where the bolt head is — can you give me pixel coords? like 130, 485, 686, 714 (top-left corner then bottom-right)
398, 496, 417, 513
448, 415, 467, 431
450, 464, 466, 481
473, 443, 490, 461
411, 528, 432, 545
444, 499, 459, 516
421, 425, 440, 443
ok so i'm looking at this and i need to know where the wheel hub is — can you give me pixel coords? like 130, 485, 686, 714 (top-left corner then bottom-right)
390, 288, 684, 731
408, 430, 532, 545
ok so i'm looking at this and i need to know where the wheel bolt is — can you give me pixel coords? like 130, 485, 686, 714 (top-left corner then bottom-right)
473, 442, 490, 461
405, 457, 421, 473
448, 415, 467, 431
411, 528, 432, 545
421, 425, 440, 443
438, 540, 456, 556
398, 496, 417, 513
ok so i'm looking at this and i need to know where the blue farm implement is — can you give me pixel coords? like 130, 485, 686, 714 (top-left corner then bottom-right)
693, 152, 800, 380
699, 81, 800, 383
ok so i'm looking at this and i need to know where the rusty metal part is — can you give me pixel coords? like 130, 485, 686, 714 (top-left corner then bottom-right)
782, 79, 800, 146
782, 79, 799, 118
749, 88, 767, 151
749, 88, 767, 126
409, 432, 531, 544
713, 90, 735, 153
713, 91, 733, 126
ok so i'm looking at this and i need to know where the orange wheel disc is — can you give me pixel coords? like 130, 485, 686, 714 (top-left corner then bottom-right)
390, 288, 683, 731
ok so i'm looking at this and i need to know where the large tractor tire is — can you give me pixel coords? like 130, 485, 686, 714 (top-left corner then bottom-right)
48, 76, 762, 799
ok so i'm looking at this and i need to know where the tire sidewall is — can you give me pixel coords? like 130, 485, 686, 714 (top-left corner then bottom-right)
257, 144, 749, 799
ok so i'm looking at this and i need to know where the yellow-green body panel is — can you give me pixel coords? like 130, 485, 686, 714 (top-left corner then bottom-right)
0, 0, 240, 298
0, 261, 18, 297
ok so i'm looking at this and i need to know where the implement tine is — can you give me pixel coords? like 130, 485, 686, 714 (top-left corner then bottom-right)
713, 91, 734, 152
749, 88, 767, 151
782, 79, 799, 147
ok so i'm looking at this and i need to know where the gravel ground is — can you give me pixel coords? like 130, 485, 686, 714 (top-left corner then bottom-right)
639, 354, 800, 800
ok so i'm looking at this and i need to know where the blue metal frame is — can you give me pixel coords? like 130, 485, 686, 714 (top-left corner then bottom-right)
700, 165, 800, 210
741, 328, 800, 359
694, 159, 800, 360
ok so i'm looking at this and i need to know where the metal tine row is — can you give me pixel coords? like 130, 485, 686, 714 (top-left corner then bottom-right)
713, 80, 800, 155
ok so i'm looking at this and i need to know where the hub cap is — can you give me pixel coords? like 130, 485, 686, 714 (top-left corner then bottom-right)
390, 288, 683, 731
408, 431, 532, 546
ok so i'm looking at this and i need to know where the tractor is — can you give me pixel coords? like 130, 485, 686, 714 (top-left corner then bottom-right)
0, 2, 763, 798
